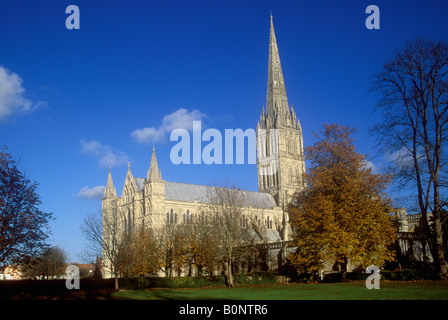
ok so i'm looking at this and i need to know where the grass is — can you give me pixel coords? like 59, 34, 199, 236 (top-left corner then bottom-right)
111, 280, 448, 300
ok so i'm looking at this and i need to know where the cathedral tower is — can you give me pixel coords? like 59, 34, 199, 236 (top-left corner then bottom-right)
257, 14, 305, 209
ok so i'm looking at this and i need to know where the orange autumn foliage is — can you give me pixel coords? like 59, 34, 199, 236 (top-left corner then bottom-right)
287, 124, 397, 273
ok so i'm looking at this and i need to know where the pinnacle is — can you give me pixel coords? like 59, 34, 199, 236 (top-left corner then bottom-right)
104, 167, 117, 198
148, 146, 162, 182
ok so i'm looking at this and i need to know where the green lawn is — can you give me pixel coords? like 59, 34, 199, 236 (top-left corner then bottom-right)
111, 280, 448, 300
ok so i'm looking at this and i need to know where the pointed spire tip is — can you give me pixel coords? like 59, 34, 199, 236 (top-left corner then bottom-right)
148, 145, 162, 181
104, 165, 117, 198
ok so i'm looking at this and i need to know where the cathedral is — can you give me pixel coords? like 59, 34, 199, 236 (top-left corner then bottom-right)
101, 15, 305, 277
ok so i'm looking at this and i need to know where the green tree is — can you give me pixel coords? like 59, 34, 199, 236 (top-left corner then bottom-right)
288, 124, 397, 275
23, 246, 68, 279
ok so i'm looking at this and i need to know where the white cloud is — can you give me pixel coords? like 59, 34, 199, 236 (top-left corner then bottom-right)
80, 139, 129, 167
0, 66, 45, 121
162, 108, 206, 132
78, 185, 106, 200
131, 127, 166, 144
131, 108, 206, 144
364, 160, 377, 172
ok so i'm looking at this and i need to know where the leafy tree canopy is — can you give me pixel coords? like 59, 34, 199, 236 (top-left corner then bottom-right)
0, 146, 53, 268
288, 124, 397, 274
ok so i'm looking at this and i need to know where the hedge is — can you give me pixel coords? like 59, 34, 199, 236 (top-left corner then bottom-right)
121, 271, 281, 290
118, 269, 442, 289
320, 269, 440, 283
233, 271, 279, 285
380, 269, 440, 281
123, 275, 226, 289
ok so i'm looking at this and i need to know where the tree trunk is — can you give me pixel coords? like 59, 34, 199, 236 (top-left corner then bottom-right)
114, 274, 119, 292
227, 259, 234, 287
434, 210, 448, 278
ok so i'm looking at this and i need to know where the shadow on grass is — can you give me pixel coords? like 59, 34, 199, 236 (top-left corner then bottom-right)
112, 286, 239, 300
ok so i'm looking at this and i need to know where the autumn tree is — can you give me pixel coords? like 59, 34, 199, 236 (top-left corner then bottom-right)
288, 124, 397, 276
185, 217, 221, 276
0, 146, 53, 269
370, 38, 448, 277
156, 223, 188, 277
126, 226, 159, 277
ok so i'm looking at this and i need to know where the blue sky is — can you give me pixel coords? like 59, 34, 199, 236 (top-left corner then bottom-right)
1, 0, 447, 262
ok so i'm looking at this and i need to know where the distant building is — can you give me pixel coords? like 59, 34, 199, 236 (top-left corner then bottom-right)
0, 266, 22, 280
396, 208, 434, 265
75, 263, 94, 277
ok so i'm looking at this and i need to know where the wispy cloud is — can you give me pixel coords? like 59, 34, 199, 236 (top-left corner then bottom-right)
385, 146, 426, 170
80, 139, 129, 168
0, 66, 46, 121
77, 185, 106, 200
131, 108, 206, 144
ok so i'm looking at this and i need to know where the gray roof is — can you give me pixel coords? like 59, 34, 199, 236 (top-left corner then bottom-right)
134, 177, 146, 191
165, 181, 278, 209
248, 229, 282, 242
133, 177, 278, 209
266, 229, 282, 241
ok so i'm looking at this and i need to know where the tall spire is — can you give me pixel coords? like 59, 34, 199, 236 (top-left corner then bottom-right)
266, 13, 289, 122
104, 166, 117, 198
147, 145, 162, 182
